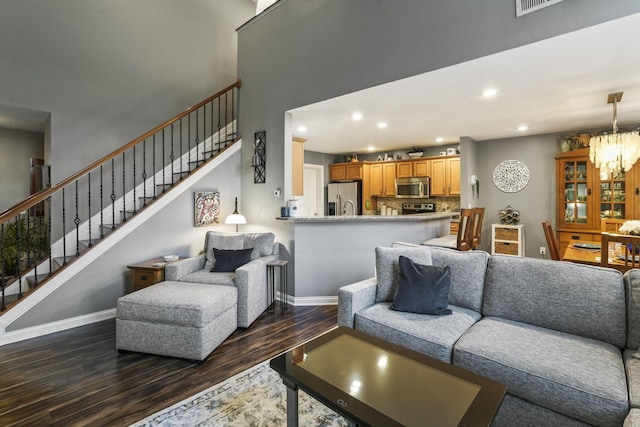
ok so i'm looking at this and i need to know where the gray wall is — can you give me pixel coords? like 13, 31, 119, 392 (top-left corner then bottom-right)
238, 0, 640, 297
475, 134, 559, 257
0, 0, 254, 184
0, 128, 44, 211
9, 150, 243, 331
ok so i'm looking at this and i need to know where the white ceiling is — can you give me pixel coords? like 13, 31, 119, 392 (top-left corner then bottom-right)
291, 12, 640, 155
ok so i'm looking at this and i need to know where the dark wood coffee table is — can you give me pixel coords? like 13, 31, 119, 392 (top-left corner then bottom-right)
270, 327, 506, 427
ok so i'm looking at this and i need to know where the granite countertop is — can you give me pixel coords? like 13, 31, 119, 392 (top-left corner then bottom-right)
276, 212, 455, 223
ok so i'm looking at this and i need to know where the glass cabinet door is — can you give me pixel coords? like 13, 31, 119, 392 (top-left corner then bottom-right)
600, 170, 627, 219
562, 160, 589, 224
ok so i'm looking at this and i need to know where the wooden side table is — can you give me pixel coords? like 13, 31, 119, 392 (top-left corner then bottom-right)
127, 258, 173, 292
267, 260, 288, 313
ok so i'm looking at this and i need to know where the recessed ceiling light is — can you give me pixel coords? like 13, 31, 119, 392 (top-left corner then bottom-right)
351, 112, 363, 121
367, 146, 375, 151
517, 125, 528, 131
482, 88, 498, 98
297, 125, 307, 132
436, 137, 444, 143
377, 122, 387, 129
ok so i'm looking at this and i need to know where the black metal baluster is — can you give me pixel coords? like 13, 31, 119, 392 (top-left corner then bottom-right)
170, 123, 175, 183
162, 128, 166, 191
224, 91, 228, 145
33, 208, 40, 287
232, 87, 236, 139
100, 165, 105, 238
15, 217, 22, 298
132, 145, 137, 216
203, 102, 208, 158
217, 97, 222, 148
195, 110, 200, 166
210, 100, 215, 156
122, 152, 126, 222
74, 180, 81, 257
142, 140, 147, 207
188, 113, 192, 168
180, 119, 184, 176
88, 172, 93, 248
48, 195, 52, 274
62, 188, 67, 265
111, 159, 116, 231
152, 134, 157, 199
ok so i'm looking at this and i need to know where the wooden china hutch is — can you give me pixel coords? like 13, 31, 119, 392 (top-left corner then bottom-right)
555, 147, 640, 254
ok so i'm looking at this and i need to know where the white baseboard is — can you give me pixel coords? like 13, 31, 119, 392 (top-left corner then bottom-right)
286, 295, 338, 306
0, 308, 116, 346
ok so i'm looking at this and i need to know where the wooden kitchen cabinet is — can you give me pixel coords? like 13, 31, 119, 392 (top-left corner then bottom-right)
329, 162, 363, 181
370, 162, 397, 196
413, 159, 430, 177
430, 156, 460, 196
396, 162, 413, 178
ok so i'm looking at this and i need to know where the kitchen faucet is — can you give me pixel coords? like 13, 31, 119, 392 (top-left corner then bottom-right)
343, 200, 356, 216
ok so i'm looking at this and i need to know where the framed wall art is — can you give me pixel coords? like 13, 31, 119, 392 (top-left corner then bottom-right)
194, 191, 220, 227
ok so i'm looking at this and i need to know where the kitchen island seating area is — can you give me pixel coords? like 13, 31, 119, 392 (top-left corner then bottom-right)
116, 231, 279, 361
337, 242, 638, 426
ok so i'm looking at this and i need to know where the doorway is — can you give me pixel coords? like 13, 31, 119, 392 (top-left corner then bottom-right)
296, 164, 324, 216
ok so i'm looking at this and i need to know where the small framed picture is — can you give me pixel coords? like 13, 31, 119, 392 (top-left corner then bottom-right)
194, 192, 220, 227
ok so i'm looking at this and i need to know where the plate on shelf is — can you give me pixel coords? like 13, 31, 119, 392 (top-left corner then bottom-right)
573, 243, 600, 250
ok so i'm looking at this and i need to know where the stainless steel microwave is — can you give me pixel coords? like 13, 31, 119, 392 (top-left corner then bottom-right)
395, 177, 430, 198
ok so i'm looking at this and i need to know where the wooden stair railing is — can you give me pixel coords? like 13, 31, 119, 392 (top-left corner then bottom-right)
0, 79, 241, 312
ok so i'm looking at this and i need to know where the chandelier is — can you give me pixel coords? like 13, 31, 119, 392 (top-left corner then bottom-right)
589, 92, 640, 178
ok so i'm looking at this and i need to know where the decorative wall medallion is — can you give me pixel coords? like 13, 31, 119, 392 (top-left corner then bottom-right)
492, 160, 530, 193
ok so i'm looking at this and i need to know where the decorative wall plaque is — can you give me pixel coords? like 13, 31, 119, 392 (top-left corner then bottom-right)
492, 160, 530, 193
253, 131, 266, 184
194, 191, 220, 227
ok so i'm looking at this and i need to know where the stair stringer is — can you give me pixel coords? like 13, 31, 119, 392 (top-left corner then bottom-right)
0, 140, 241, 345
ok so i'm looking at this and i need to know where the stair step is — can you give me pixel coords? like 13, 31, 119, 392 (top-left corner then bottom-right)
26, 273, 51, 288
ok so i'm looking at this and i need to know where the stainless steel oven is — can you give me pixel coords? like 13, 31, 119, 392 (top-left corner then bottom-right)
395, 177, 430, 199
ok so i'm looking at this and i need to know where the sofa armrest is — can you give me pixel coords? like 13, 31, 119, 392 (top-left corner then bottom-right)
164, 255, 205, 281
234, 255, 278, 328
337, 278, 377, 328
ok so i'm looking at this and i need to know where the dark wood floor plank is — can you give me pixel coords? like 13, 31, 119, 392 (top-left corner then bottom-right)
0, 305, 337, 426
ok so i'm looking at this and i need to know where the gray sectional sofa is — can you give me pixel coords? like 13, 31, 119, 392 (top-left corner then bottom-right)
338, 243, 640, 427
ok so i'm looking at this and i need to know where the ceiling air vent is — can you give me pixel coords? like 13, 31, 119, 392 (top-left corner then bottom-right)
516, 0, 564, 17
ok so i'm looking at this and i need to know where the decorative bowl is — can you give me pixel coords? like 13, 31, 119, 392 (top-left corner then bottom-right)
163, 255, 179, 262
407, 152, 423, 158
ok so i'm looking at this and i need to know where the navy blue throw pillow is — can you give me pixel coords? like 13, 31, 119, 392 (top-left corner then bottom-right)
390, 256, 452, 315
210, 248, 253, 272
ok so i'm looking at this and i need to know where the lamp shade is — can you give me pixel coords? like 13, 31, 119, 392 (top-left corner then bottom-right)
225, 197, 246, 230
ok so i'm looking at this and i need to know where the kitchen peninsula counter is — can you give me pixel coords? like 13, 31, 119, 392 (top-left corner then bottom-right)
277, 212, 454, 223
281, 212, 452, 303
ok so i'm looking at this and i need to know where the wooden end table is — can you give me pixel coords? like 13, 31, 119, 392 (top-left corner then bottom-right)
127, 258, 176, 292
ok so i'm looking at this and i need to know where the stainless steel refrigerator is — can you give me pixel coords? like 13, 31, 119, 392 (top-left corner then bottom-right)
327, 181, 361, 216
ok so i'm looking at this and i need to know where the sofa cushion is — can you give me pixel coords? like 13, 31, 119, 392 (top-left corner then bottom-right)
211, 248, 253, 272
203, 231, 244, 270
430, 247, 488, 313
391, 256, 452, 315
355, 302, 481, 363
625, 269, 640, 350
454, 317, 629, 427
375, 246, 432, 302
179, 270, 235, 286
243, 232, 275, 259
116, 281, 238, 328
483, 255, 626, 348
624, 349, 640, 409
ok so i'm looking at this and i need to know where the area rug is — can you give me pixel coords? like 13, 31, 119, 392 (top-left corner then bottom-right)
129, 360, 348, 426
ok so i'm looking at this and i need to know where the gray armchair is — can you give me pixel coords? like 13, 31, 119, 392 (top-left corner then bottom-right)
165, 231, 279, 328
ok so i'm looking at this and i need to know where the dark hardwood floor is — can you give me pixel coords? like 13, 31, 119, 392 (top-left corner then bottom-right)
0, 304, 337, 426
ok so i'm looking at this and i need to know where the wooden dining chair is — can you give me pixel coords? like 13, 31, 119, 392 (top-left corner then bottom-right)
423, 208, 474, 251
470, 207, 485, 249
601, 218, 626, 233
542, 220, 561, 261
600, 232, 640, 272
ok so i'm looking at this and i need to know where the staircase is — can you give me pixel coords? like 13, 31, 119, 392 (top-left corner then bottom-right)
0, 80, 241, 316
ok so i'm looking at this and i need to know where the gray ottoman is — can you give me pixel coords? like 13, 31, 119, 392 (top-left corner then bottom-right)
116, 281, 237, 361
